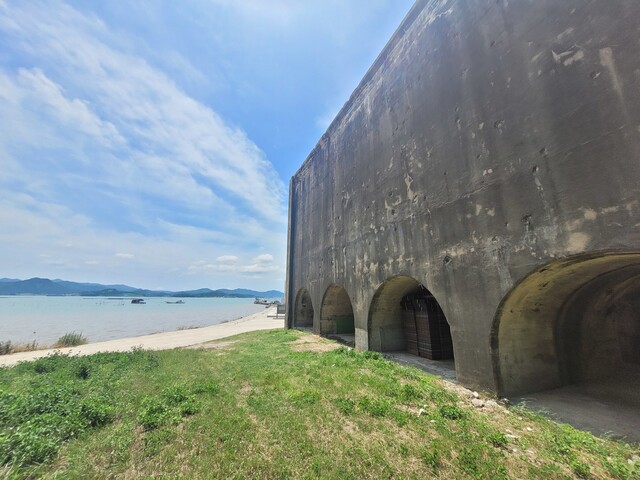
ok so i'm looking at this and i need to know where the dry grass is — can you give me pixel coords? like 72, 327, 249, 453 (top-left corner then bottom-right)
288, 334, 343, 353
185, 340, 237, 351
0, 340, 42, 355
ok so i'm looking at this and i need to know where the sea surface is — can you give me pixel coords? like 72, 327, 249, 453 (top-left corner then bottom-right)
0, 296, 267, 345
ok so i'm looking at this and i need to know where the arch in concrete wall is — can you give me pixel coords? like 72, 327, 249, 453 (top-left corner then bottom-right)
320, 284, 355, 335
368, 276, 420, 351
368, 276, 453, 357
293, 287, 314, 328
492, 251, 640, 398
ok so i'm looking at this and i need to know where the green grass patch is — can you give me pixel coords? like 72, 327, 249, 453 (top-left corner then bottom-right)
0, 329, 638, 479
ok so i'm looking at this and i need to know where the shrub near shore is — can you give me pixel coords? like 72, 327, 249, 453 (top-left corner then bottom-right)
0, 340, 39, 356
53, 332, 88, 348
0, 331, 88, 356
0, 330, 638, 479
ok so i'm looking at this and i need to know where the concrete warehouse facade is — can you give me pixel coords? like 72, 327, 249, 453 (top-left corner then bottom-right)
285, 0, 640, 398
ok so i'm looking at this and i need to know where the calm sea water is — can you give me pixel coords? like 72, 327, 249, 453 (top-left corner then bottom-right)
0, 296, 267, 345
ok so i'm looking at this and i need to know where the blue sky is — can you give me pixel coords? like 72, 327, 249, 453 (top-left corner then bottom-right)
0, 0, 414, 291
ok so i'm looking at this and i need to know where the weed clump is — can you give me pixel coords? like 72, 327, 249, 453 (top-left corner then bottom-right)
0, 341, 12, 355
138, 398, 173, 431
191, 380, 220, 395
334, 397, 356, 415
0, 340, 40, 355
438, 404, 465, 420
487, 431, 509, 449
30, 352, 72, 374
0, 385, 113, 466
53, 332, 88, 348
137, 384, 200, 431
421, 440, 443, 470
358, 396, 393, 418
570, 458, 591, 479
0, 349, 161, 474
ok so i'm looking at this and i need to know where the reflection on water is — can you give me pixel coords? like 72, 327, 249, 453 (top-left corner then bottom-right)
0, 296, 265, 344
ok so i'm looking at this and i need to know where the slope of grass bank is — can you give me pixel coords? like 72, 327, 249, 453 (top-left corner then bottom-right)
0, 329, 638, 479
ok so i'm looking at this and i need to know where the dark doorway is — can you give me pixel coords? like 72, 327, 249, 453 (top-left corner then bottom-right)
401, 287, 454, 360
368, 276, 454, 358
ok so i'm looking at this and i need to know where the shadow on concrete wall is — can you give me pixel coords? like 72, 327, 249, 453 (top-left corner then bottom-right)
320, 284, 355, 335
293, 288, 314, 328
492, 250, 640, 401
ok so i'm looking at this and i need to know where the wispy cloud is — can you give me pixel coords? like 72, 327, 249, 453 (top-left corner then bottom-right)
0, 0, 413, 290
0, 192, 286, 288
188, 253, 279, 276
0, 0, 287, 289
216, 255, 239, 264
0, 1, 286, 221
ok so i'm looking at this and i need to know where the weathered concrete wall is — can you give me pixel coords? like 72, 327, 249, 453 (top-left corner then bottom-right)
286, 0, 640, 394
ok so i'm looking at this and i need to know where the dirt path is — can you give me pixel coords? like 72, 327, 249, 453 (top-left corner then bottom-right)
0, 307, 283, 367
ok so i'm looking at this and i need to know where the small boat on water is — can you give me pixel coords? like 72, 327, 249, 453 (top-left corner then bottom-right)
166, 300, 185, 304
254, 298, 270, 305
131, 298, 146, 304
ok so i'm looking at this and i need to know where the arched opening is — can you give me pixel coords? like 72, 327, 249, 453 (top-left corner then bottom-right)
493, 251, 640, 401
293, 288, 314, 328
320, 284, 355, 336
368, 276, 454, 361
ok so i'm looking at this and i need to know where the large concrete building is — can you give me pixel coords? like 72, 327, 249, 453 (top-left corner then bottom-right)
285, 0, 640, 401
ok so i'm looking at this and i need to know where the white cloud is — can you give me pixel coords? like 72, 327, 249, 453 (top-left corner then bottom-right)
254, 254, 274, 263
16, 68, 124, 146
187, 251, 280, 277
0, 0, 288, 290
216, 255, 239, 264
0, 193, 284, 288
0, 1, 286, 222
241, 263, 280, 274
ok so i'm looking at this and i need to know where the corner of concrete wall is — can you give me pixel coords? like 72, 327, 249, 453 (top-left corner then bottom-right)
284, 177, 296, 329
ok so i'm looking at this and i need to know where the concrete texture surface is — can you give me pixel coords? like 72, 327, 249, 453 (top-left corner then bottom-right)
0, 307, 283, 367
285, 0, 640, 400
384, 351, 457, 383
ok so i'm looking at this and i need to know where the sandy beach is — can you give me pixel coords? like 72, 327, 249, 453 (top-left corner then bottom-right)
0, 306, 284, 367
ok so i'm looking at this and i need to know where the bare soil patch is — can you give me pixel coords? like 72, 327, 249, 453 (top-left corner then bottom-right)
185, 340, 237, 351
288, 335, 342, 353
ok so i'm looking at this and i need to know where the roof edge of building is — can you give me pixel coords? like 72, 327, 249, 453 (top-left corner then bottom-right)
293, 0, 430, 179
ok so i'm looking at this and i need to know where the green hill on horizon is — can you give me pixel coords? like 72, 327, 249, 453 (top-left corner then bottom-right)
0, 277, 283, 298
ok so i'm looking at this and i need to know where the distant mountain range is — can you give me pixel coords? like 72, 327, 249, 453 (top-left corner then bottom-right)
0, 278, 283, 299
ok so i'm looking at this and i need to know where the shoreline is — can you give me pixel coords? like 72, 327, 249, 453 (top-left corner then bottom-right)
0, 307, 283, 367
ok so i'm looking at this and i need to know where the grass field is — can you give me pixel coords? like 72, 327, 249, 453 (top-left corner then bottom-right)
0, 329, 638, 479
